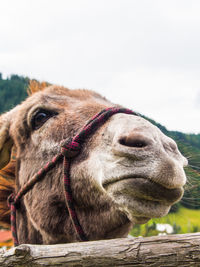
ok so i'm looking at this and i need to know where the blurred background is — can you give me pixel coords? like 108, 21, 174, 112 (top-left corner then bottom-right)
0, 0, 199, 248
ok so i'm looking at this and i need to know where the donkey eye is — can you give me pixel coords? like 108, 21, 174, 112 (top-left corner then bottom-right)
32, 110, 57, 130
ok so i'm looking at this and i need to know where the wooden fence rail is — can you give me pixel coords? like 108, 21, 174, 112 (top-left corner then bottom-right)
0, 232, 200, 266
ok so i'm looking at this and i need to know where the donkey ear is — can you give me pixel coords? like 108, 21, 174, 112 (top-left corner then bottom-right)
0, 114, 13, 170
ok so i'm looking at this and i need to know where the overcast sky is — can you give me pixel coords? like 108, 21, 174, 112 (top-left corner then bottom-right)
0, 0, 199, 134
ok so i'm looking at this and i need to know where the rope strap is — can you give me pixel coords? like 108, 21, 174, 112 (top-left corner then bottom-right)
8, 107, 137, 246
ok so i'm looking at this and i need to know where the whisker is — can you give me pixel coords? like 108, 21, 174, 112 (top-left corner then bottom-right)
188, 164, 200, 170
182, 197, 200, 200
180, 200, 200, 207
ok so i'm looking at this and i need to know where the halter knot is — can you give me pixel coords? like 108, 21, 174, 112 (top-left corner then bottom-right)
61, 139, 81, 158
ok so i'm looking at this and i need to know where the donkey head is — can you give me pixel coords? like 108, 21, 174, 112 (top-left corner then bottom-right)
0, 85, 187, 244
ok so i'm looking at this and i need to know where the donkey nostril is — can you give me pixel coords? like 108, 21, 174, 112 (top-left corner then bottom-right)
119, 137, 148, 148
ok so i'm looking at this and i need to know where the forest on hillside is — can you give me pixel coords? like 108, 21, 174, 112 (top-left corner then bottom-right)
0, 73, 28, 113
0, 73, 199, 212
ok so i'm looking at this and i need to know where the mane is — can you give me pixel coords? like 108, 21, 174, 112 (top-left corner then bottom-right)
27, 80, 48, 95
0, 80, 48, 229
0, 149, 15, 228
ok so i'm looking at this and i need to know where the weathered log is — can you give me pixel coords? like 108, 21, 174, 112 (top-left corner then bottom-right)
0, 233, 200, 266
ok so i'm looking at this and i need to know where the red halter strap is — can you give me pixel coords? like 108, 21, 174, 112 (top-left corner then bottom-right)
8, 107, 137, 246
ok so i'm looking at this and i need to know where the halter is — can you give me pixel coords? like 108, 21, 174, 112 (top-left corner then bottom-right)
8, 107, 137, 246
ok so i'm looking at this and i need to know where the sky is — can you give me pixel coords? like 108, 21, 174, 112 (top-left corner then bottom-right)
0, 0, 199, 134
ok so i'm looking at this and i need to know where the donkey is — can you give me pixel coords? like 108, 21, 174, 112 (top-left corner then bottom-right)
0, 84, 187, 245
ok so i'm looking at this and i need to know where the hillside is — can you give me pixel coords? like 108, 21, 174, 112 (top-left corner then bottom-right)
0, 73, 199, 210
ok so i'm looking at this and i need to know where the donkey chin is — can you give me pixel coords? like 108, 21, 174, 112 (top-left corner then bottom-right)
106, 178, 183, 222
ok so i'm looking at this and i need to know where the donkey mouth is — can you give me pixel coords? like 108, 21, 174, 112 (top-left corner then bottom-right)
104, 177, 184, 205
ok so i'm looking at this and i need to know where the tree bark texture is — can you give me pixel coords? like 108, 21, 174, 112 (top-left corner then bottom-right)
0, 233, 200, 266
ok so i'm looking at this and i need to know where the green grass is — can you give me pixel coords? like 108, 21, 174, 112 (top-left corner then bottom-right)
158, 207, 200, 232
130, 207, 200, 237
